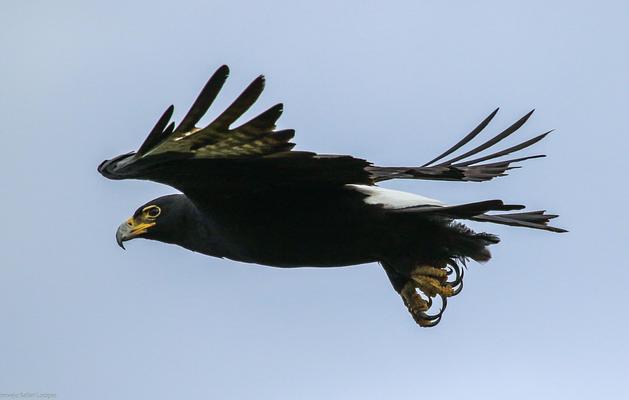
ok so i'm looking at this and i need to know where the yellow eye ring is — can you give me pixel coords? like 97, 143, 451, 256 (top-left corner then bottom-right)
142, 205, 161, 218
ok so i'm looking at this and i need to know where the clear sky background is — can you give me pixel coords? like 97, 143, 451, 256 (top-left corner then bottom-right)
1, 1, 628, 399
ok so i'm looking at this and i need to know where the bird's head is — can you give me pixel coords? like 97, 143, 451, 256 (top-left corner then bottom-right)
115, 194, 190, 249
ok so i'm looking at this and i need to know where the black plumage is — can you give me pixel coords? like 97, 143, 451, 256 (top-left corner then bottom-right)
99, 65, 565, 327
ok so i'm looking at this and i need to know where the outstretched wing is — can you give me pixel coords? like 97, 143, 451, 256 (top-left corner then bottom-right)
367, 108, 552, 182
98, 66, 373, 194
98, 65, 554, 197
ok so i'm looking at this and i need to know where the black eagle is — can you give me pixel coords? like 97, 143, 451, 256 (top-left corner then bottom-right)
99, 65, 565, 327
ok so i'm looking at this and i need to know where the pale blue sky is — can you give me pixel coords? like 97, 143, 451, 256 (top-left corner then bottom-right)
1, 1, 628, 399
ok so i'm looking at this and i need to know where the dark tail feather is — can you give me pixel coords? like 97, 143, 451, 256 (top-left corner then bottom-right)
392, 200, 566, 233
472, 211, 568, 233
393, 200, 524, 218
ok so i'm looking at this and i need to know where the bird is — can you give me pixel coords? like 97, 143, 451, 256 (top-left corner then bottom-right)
98, 65, 565, 327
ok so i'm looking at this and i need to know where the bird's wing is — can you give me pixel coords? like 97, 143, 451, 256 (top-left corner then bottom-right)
98, 65, 373, 195
367, 108, 552, 182
99, 66, 553, 196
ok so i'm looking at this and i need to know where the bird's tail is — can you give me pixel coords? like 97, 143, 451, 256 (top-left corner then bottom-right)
392, 199, 567, 233
471, 210, 567, 233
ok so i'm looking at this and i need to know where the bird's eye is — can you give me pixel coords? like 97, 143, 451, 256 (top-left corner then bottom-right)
144, 206, 161, 218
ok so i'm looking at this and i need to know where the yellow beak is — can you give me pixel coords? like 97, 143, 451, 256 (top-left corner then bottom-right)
115, 217, 156, 249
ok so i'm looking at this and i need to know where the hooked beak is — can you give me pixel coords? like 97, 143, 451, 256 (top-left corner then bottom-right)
115, 217, 155, 250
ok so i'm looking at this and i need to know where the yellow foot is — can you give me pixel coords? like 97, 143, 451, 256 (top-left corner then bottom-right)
401, 280, 441, 327
410, 266, 454, 297
401, 263, 465, 327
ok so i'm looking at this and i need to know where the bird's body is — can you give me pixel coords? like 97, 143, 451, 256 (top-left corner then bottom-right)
154, 189, 381, 267
197, 187, 382, 267
100, 65, 565, 326
147, 186, 453, 268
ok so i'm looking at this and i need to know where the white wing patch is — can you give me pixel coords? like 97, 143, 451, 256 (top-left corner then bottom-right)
346, 184, 445, 209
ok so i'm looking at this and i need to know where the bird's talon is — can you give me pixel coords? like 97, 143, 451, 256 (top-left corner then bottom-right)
400, 264, 463, 326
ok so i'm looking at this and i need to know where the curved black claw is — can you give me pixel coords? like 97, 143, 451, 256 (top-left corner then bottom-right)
412, 295, 449, 327
419, 314, 443, 328
402, 260, 469, 327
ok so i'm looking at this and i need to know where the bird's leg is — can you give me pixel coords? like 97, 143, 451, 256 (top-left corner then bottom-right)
401, 263, 463, 327
410, 265, 454, 298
